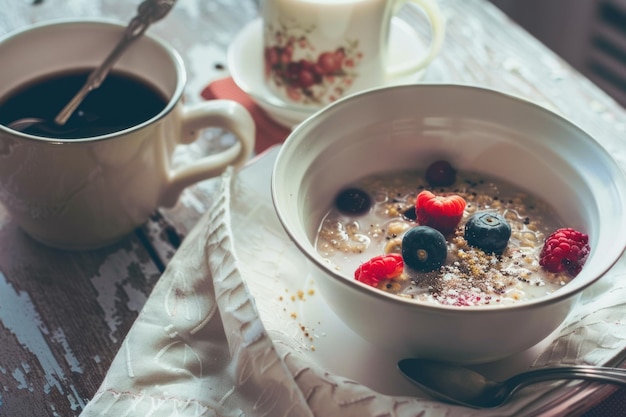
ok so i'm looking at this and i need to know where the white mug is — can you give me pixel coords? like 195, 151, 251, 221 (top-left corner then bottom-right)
262, 0, 445, 107
0, 20, 255, 250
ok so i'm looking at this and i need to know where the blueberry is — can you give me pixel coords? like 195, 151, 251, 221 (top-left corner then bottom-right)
335, 187, 372, 215
402, 205, 417, 221
425, 160, 457, 187
401, 226, 447, 272
464, 211, 511, 254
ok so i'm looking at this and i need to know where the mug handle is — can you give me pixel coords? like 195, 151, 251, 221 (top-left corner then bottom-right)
388, 0, 445, 77
160, 99, 255, 207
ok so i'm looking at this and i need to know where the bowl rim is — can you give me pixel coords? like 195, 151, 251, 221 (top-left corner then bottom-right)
272, 83, 626, 314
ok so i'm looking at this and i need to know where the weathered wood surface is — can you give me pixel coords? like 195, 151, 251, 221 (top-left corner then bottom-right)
0, 0, 624, 416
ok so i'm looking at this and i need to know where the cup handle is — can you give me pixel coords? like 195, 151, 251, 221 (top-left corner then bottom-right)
389, 0, 446, 77
160, 99, 255, 207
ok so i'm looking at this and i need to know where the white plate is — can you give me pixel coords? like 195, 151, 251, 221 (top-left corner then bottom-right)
227, 18, 429, 129
225, 146, 626, 415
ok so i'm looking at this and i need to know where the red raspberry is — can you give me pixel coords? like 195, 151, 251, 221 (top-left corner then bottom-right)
355, 253, 404, 287
415, 190, 466, 234
539, 228, 590, 276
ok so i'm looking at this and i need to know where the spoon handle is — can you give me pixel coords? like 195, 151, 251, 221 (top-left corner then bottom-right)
54, 0, 177, 126
508, 365, 626, 390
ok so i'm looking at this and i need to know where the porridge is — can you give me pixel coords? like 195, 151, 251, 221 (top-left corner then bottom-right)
314, 160, 590, 307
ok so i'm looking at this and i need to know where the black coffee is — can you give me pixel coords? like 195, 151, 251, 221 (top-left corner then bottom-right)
0, 69, 168, 139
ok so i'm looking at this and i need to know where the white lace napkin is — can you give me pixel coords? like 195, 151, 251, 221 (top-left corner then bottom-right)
80, 148, 626, 417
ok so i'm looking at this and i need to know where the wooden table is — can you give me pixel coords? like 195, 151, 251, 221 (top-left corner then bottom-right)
1, 1, 625, 416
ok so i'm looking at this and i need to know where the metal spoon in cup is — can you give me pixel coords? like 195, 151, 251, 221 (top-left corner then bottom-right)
398, 357, 626, 408
7, 0, 177, 134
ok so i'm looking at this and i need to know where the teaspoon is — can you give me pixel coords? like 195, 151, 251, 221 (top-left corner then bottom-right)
7, 0, 177, 133
398, 357, 626, 408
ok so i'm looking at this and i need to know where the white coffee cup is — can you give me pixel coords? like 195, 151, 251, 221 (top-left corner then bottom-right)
0, 20, 255, 250
262, 0, 445, 107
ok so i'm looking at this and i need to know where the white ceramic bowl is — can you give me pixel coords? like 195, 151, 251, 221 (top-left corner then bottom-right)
271, 84, 626, 364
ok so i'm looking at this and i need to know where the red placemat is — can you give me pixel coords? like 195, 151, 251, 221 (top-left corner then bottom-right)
201, 77, 291, 155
